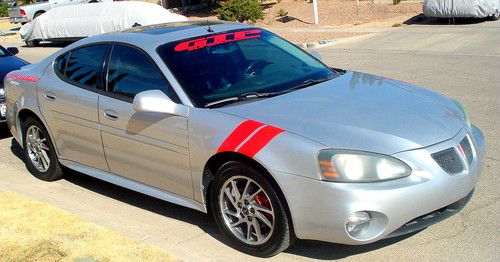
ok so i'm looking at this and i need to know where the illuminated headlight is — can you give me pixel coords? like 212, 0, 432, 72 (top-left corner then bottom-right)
318, 150, 411, 182
452, 99, 471, 130
0, 88, 4, 98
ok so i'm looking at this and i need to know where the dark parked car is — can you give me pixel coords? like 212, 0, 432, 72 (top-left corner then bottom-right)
1, 45, 28, 125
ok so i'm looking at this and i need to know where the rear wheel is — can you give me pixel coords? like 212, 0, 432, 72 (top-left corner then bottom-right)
22, 117, 63, 181
210, 161, 295, 257
25, 40, 40, 47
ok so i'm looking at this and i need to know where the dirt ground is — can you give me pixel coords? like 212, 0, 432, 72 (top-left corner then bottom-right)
256, 0, 422, 28
186, 0, 423, 42
0, 191, 176, 262
0, 19, 13, 30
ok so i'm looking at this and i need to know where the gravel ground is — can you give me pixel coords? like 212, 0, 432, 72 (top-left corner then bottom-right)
257, 0, 422, 28
187, 0, 422, 43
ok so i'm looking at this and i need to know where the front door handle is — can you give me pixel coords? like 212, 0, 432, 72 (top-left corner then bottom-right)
44, 92, 56, 101
104, 110, 119, 121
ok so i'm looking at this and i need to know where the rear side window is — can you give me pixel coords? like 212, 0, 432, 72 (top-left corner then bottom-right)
65, 44, 108, 89
55, 53, 69, 75
106, 44, 179, 102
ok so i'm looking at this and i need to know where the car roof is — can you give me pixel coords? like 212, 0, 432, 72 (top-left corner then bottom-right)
75, 20, 254, 50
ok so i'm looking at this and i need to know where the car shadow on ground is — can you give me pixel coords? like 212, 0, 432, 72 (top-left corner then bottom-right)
404, 14, 495, 25
8, 137, 419, 259
0, 126, 12, 140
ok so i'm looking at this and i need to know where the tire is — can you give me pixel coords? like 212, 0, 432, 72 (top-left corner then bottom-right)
22, 117, 63, 181
25, 40, 40, 47
210, 161, 295, 257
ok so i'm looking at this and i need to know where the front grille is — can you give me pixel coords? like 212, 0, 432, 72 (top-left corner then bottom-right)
460, 137, 473, 165
431, 147, 464, 174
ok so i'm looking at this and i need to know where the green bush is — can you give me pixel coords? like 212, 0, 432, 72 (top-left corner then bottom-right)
393, 0, 402, 4
0, 3, 9, 18
276, 8, 288, 17
215, 0, 265, 24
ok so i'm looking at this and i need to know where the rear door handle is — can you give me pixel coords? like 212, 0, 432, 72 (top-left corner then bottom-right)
44, 92, 56, 101
104, 110, 119, 121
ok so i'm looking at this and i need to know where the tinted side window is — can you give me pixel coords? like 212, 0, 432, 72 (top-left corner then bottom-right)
55, 53, 69, 75
107, 45, 175, 100
65, 45, 107, 89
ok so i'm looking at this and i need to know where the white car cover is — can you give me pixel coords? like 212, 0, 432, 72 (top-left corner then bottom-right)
423, 0, 500, 18
20, 1, 188, 42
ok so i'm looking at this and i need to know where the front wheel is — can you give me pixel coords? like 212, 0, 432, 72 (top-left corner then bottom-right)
22, 117, 63, 181
210, 161, 295, 257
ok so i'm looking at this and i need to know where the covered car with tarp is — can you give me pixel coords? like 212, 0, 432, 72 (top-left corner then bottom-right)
20, 1, 188, 46
423, 0, 500, 19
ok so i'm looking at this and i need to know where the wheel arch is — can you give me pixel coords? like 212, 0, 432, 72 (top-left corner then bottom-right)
33, 10, 45, 18
203, 152, 295, 235
17, 108, 58, 155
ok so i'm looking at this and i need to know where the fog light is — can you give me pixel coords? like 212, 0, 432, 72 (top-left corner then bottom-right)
346, 211, 372, 237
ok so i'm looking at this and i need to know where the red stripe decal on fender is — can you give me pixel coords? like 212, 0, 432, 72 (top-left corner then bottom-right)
217, 120, 265, 153
237, 125, 284, 158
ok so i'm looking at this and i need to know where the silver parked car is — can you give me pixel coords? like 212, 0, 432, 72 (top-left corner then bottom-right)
3, 21, 485, 257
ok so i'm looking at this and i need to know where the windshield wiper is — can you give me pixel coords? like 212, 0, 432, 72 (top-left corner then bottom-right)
205, 92, 281, 108
280, 75, 334, 94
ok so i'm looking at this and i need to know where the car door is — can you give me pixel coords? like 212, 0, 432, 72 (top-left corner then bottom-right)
37, 44, 110, 171
98, 44, 192, 198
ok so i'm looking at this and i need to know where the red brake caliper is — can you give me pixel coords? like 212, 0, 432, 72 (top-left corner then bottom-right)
254, 192, 273, 221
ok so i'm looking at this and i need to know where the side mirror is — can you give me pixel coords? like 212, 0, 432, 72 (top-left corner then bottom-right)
310, 50, 321, 60
133, 90, 188, 117
7, 47, 19, 55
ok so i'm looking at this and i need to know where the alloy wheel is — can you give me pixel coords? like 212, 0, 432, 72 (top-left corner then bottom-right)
219, 176, 275, 245
26, 125, 50, 172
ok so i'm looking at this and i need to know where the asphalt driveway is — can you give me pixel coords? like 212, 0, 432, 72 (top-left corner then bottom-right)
1, 19, 499, 261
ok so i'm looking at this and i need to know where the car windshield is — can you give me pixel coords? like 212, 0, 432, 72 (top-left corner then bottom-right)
157, 29, 335, 108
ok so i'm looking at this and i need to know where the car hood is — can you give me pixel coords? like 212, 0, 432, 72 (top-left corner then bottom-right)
0, 55, 29, 88
216, 71, 464, 155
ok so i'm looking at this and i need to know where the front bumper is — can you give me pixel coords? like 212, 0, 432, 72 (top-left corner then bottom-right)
273, 125, 485, 244
9, 16, 29, 24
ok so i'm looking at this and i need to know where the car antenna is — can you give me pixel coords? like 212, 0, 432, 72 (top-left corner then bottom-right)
207, 19, 214, 33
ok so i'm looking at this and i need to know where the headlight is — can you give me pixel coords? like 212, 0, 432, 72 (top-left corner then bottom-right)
0, 88, 4, 97
452, 99, 471, 129
318, 150, 411, 182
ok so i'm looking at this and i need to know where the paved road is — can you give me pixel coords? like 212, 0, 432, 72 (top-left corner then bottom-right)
1, 20, 499, 261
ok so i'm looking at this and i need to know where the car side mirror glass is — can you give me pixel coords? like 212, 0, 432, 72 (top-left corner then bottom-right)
310, 50, 321, 60
7, 47, 19, 55
132, 90, 188, 117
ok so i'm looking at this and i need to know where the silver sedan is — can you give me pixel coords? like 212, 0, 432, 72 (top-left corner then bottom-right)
3, 21, 485, 257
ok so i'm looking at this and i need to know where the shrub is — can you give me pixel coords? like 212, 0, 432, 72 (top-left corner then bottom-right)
393, 0, 401, 4
0, 3, 9, 18
215, 0, 265, 24
276, 8, 288, 17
